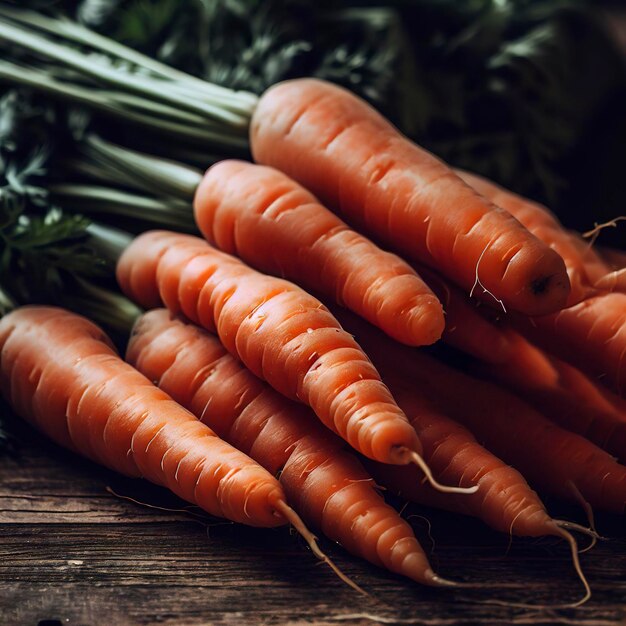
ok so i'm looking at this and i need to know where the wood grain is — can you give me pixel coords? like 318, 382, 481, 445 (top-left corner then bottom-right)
1, 421, 625, 626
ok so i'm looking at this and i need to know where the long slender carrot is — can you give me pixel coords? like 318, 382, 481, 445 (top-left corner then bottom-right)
117, 231, 472, 495
336, 309, 626, 514
250, 78, 570, 316
456, 169, 610, 304
126, 308, 459, 586
0, 306, 293, 527
194, 160, 444, 346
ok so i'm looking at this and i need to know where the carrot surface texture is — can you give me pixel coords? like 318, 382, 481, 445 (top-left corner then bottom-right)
126, 309, 457, 587
0, 307, 290, 526
457, 170, 611, 304
194, 160, 445, 346
116, 231, 473, 494
250, 78, 571, 316
0, 306, 362, 589
333, 310, 592, 606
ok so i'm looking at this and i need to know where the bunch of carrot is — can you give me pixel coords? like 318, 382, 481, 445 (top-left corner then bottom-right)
1, 76, 624, 608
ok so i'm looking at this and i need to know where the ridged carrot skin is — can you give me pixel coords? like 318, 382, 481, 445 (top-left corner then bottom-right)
330, 310, 557, 536
475, 333, 626, 463
251, 78, 570, 316
116, 230, 421, 465
0, 306, 288, 527
519, 292, 626, 396
193, 160, 445, 346
126, 309, 446, 585
457, 170, 609, 304
337, 310, 626, 514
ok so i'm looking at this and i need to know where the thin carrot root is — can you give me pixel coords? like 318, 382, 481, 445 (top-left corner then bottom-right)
105, 486, 213, 522
583, 216, 626, 247
470, 244, 507, 313
566, 480, 601, 552
408, 451, 479, 495
482, 526, 591, 610
555, 520, 601, 541
273, 499, 369, 597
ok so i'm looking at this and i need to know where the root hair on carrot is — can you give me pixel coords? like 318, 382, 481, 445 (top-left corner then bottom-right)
408, 450, 479, 495
469, 244, 507, 313
583, 216, 626, 247
566, 480, 599, 553
273, 499, 369, 597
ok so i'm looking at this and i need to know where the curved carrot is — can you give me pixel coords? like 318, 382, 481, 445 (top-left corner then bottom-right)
126, 309, 458, 586
117, 231, 471, 497
457, 170, 609, 304
193, 160, 444, 346
250, 78, 570, 316
0, 306, 287, 527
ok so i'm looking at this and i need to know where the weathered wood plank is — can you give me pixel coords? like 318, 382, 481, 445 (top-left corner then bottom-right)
1, 422, 625, 626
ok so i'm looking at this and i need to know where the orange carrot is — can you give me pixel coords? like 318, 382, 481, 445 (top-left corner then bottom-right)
126, 308, 458, 586
250, 78, 570, 315
517, 292, 626, 395
337, 309, 626, 514
474, 333, 626, 463
117, 231, 471, 495
194, 160, 444, 346
0, 306, 298, 528
416, 264, 512, 363
457, 170, 610, 304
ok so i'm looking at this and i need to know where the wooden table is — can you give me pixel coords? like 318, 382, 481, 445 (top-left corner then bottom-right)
1, 419, 625, 626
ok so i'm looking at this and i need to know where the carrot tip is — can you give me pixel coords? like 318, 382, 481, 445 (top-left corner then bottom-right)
273, 499, 369, 597
408, 451, 479, 495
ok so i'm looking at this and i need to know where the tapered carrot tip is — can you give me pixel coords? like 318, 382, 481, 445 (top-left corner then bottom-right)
273, 499, 369, 596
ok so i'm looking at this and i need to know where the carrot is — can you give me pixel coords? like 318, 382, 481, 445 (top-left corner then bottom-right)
336, 309, 626, 515
117, 231, 472, 494
0, 306, 296, 527
0, 305, 367, 591
126, 308, 459, 586
517, 292, 626, 395
457, 170, 610, 304
415, 264, 512, 364
193, 160, 445, 346
250, 78, 570, 316
474, 333, 626, 463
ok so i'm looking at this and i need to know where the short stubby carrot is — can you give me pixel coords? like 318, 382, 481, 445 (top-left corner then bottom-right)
0, 306, 289, 527
193, 160, 445, 346
117, 231, 468, 493
457, 170, 610, 304
250, 78, 570, 316
126, 309, 457, 586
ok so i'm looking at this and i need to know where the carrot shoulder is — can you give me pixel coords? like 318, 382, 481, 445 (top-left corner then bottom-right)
193, 160, 444, 346
251, 78, 570, 316
116, 230, 425, 469
126, 309, 454, 586
0, 306, 287, 527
